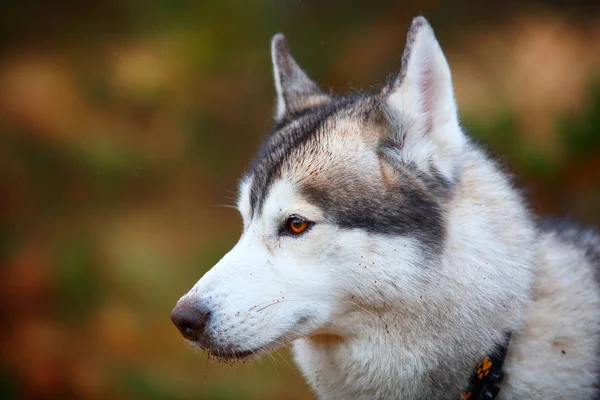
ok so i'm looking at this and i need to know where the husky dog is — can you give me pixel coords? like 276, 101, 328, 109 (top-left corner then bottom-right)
171, 17, 600, 399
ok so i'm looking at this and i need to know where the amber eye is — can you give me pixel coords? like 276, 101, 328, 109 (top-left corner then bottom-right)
287, 217, 309, 235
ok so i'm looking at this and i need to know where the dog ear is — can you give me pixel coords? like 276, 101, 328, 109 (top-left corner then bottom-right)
381, 17, 464, 181
271, 34, 332, 121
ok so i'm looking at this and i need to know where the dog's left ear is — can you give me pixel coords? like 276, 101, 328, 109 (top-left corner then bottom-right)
271, 34, 332, 121
381, 17, 464, 181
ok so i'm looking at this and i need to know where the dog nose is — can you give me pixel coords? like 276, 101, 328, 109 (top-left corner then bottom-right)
170, 303, 210, 342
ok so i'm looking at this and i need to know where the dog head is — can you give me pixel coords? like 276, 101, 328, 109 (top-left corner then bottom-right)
171, 17, 471, 360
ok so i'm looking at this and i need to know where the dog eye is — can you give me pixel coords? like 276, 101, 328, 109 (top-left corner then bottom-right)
288, 217, 308, 234
284, 216, 311, 236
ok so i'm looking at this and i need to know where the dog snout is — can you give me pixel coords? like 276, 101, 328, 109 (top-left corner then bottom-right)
170, 302, 211, 342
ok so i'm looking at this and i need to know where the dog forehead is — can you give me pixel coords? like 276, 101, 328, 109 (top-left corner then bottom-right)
238, 95, 445, 250
245, 95, 381, 217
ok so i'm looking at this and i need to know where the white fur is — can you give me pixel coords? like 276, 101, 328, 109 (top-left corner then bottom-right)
174, 17, 600, 399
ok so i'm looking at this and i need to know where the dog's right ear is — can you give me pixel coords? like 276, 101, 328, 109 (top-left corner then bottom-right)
271, 34, 331, 121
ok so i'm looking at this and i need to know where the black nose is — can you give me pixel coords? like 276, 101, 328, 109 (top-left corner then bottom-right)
170, 303, 210, 342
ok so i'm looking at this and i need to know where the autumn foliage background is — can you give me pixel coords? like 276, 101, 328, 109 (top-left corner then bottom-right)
1, 1, 600, 399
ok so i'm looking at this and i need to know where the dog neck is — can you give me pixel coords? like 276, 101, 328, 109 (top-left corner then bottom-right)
292, 149, 533, 400
292, 307, 512, 400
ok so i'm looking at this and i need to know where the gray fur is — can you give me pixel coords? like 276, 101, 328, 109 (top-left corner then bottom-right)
173, 16, 600, 400
258, 18, 600, 398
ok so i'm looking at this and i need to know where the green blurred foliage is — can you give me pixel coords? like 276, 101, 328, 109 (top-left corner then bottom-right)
54, 242, 104, 323
1, 0, 599, 399
559, 80, 600, 159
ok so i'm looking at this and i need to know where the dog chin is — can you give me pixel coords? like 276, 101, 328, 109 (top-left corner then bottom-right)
187, 339, 281, 362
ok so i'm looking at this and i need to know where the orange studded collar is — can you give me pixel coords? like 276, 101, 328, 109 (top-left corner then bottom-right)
460, 333, 511, 400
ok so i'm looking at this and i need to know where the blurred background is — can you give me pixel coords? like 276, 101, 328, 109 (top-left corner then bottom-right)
1, 0, 599, 399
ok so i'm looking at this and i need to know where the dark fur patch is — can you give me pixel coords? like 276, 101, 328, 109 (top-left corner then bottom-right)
301, 180, 446, 252
378, 143, 455, 200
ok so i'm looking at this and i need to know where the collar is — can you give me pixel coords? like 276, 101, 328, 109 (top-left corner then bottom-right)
459, 333, 511, 400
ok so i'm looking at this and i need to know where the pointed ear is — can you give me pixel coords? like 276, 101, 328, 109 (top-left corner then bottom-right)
271, 34, 332, 121
381, 17, 464, 181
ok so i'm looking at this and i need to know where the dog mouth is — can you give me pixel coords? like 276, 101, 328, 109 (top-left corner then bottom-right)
184, 314, 312, 361
210, 347, 270, 361
188, 340, 280, 362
